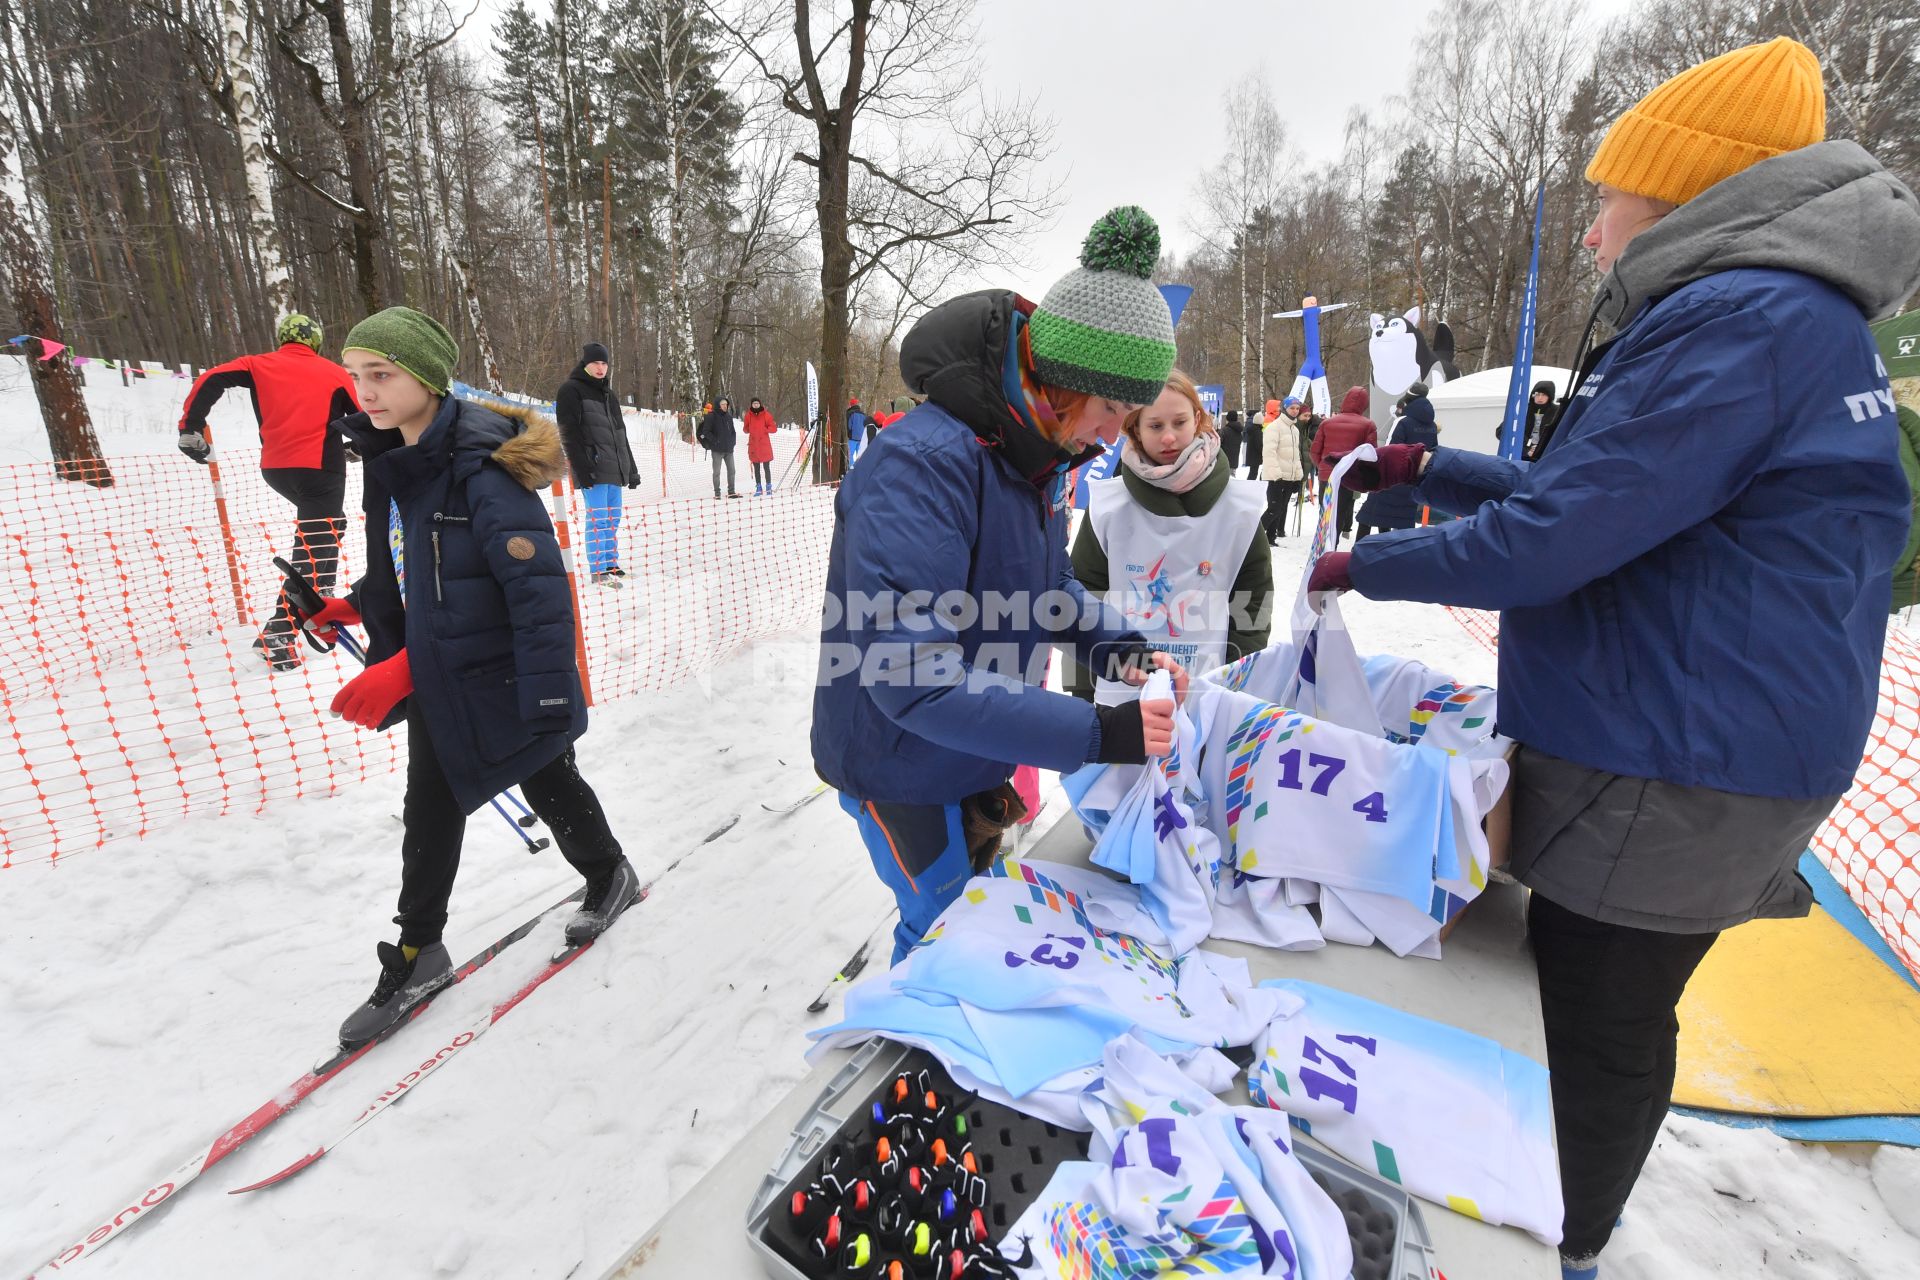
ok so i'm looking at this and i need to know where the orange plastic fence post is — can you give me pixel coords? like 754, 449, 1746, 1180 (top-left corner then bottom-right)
202, 425, 252, 627
547, 478, 596, 707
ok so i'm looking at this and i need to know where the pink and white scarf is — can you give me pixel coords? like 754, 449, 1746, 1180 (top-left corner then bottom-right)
1119, 432, 1220, 495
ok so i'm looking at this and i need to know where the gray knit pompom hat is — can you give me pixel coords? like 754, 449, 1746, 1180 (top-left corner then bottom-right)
1029, 206, 1177, 405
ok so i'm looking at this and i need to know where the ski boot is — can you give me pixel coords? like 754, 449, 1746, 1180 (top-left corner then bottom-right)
251, 622, 303, 671
338, 941, 453, 1049
565, 857, 641, 946
591, 571, 623, 589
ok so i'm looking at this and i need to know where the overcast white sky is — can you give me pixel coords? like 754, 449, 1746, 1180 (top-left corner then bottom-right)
465, 0, 1642, 301
966, 0, 1639, 298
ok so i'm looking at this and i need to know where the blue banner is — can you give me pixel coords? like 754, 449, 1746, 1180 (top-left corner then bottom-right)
1196, 383, 1224, 419
1157, 283, 1194, 328
1499, 184, 1546, 460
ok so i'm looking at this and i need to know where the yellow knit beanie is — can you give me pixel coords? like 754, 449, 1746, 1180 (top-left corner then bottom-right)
1586, 36, 1826, 206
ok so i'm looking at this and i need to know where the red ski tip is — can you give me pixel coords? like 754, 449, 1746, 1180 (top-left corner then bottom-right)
229, 1147, 325, 1194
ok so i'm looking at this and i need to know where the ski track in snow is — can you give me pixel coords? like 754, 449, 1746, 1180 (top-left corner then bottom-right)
2, 374, 1917, 1276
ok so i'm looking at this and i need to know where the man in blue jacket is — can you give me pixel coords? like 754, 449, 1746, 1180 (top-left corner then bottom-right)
1311, 39, 1919, 1280
814, 207, 1189, 965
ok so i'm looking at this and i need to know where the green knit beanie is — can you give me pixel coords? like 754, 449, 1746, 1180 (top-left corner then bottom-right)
1029, 207, 1177, 406
342, 306, 460, 395
276, 313, 324, 350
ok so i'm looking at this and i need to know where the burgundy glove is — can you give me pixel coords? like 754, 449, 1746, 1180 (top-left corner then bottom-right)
330, 650, 412, 729
1331, 444, 1427, 492
1307, 551, 1354, 597
300, 597, 363, 645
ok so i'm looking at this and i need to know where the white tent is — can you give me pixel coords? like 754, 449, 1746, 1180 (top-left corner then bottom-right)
1424, 365, 1574, 457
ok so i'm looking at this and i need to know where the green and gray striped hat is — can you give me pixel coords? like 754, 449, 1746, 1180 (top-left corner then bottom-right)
1029, 207, 1177, 406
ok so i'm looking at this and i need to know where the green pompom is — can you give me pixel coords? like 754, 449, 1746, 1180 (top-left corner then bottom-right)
1079, 206, 1161, 279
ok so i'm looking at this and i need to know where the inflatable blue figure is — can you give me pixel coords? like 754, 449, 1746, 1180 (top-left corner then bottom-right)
1273, 294, 1350, 417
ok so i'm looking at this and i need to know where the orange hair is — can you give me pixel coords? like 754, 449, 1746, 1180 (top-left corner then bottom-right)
1121, 369, 1214, 452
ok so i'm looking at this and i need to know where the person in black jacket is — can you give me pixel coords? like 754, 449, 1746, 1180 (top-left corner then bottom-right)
1355, 386, 1441, 538
1521, 379, 1559, 461
1219, 408, 1244, 471
294, 307, 636, 1050
554, 342, 638, 585
696, 397, 739, 498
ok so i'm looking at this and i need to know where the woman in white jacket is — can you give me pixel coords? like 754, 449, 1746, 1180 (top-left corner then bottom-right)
1261, 396, 1305, 542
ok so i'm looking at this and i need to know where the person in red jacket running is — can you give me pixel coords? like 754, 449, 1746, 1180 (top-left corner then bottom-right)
177, 313, 359, 669
1308, 386, 1377, 540
741, 397, 779, 494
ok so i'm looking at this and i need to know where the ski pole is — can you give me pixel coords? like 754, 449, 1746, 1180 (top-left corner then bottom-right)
490, 797, 550, 854
274, 556, 550, 854
501, 789, 538, 828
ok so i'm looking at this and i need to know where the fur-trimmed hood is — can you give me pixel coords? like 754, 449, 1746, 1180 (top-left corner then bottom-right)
484, 401, 569, 490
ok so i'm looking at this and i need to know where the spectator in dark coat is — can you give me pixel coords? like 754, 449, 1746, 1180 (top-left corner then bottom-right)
554, 342, 638, 584
1522, 379, 1559, 460
696, 397, 739, 498
1356, 388, 1439, 537
1219, 409, 1245, 471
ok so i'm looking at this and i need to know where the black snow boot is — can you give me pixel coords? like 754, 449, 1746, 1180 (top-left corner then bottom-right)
252, 622, 302, 671
338, 941, 453, 1049
565, 857, 641, 946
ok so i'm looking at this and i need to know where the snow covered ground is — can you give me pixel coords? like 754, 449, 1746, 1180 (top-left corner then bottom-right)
2, 366, 1917, 1277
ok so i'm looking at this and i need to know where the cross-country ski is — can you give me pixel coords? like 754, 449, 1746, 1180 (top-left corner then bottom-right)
761, 781, 829, 817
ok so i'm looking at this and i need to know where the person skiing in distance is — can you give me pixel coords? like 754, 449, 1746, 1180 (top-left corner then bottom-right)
1067, 369, 1272, 702
1309, 39, 1919, 1278
1261, 396, 1305, 543
295, 306, 637, 1050
554, 342, 638, 587
742, 396, 779, 495
813, 206, 1192, 965
177, 313, 358, 671
696, 396, 739, 498
1309, 386, 1377, 540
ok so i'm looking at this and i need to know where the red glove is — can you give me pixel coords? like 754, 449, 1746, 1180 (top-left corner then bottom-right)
300, 597, 362, 644
1331, 444, 1427, 492
1307, 551, 1354, 597
331, 650, 412, 729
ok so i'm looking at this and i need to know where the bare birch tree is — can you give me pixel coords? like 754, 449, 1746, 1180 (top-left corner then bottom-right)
218, 0, 292, 321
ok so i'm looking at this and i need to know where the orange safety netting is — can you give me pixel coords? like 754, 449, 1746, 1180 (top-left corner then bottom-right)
1810, 627, 1920, 984
0, 437, 835, 868
1448, 606, 1920, 983
1448, 605, 1500, 655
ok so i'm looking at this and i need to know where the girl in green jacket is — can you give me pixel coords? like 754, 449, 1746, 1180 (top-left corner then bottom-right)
1068, 369, 1274, 701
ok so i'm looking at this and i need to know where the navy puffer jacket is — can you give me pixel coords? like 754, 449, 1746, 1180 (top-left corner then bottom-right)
340, 397, 587, 812
1356, 397, 1441, 532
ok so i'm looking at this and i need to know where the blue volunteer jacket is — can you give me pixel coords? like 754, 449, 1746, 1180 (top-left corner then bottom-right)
1350, 265, 1910, 799
812, 291, 1145, 805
